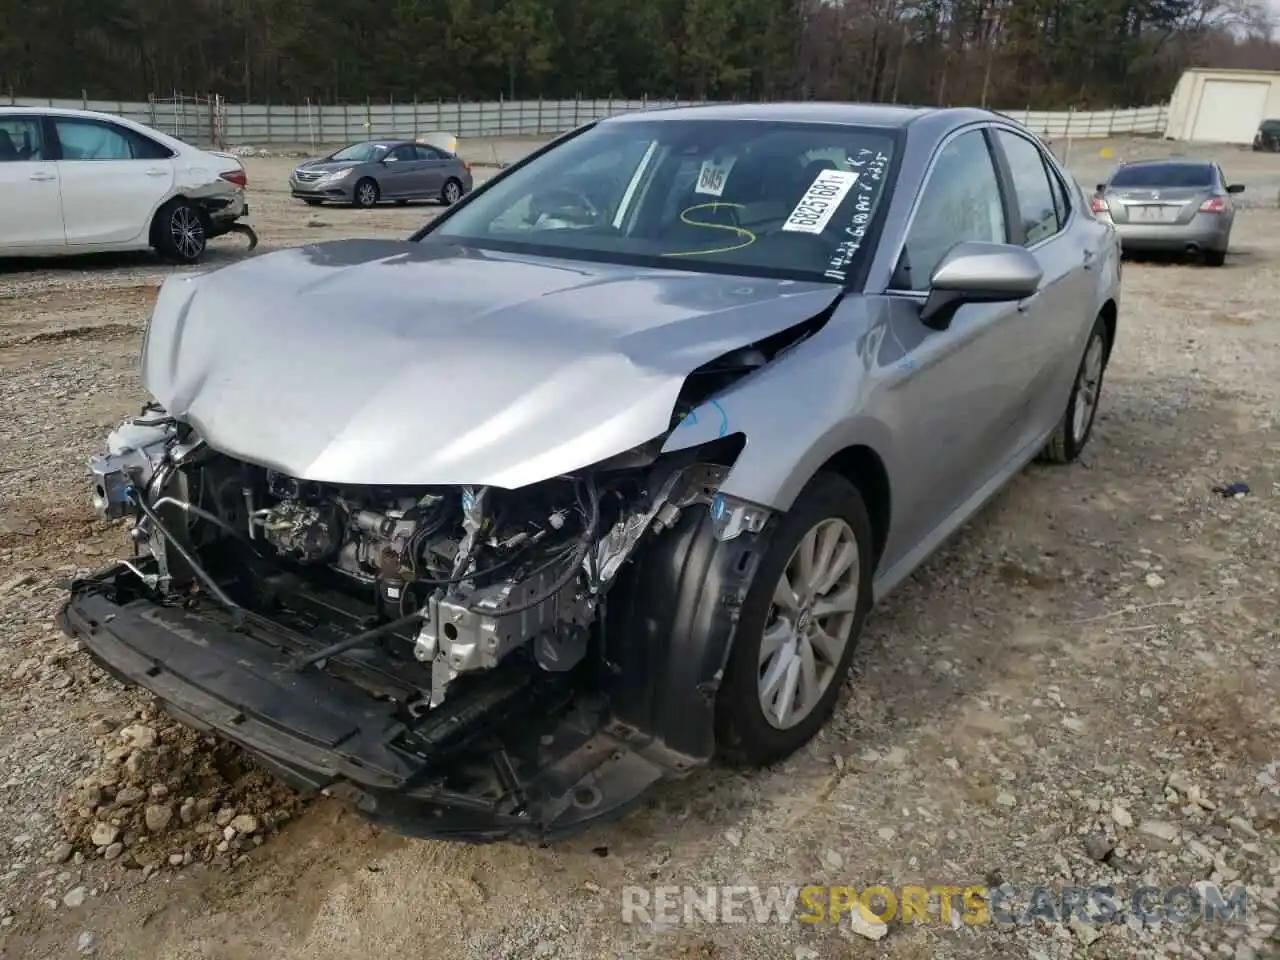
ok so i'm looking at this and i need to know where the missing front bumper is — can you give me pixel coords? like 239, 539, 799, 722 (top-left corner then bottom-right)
57, 568, 675, 843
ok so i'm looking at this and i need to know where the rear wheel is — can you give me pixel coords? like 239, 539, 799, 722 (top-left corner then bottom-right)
1040, 314, 1110, 464
353, 178, 380, 208
152, 199, 207, 265
714, 472, 873, 767
441, 178, 463, 206
1204, 248, 1226, 267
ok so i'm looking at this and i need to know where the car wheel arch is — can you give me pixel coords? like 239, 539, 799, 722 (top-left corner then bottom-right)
1099, 298, 1118, 363
814, 444, 892, 568
148, 193, 205, 244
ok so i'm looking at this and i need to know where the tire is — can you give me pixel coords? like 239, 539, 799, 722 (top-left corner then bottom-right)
353, 178, 380, 208
1204, 248, 1226, 267
714, 472, 874, 767
1039, 314, 1110, 464
152, 199, 208, 265
302, 198, 323, 207
441, 178, 463, 206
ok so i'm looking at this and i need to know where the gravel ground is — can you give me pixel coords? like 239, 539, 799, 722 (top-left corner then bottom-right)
0, 136, 1277, 960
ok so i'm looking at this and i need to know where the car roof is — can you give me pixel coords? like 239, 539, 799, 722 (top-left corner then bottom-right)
600, 101, 997, 130
1, 105, 137, 122
0, 105, 198, 154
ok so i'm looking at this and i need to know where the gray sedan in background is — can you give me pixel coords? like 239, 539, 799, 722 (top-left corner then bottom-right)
1091, 159, 1243, 266
290, 139, 474, 208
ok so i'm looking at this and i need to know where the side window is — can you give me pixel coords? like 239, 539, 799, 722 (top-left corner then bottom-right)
995, 130, 1061, 245
897, 129, 1006, 292
385, 144, 415, 162
128, 132, 174, 160
1046, 160, 1071, 226
415, 145, 448, 161
0, 115, 47, 162
53, 119, 151, 161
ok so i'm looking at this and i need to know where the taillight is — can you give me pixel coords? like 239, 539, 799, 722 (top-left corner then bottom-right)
1090, 196, 1110, 214
219, 169, 247, 188
1199, 196, 1225, 213
463, 161, 471, 173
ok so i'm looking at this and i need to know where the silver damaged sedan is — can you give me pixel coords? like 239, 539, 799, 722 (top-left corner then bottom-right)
61, 103, 1121, 843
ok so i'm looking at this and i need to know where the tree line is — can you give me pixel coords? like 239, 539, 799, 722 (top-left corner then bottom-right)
2, 0, 1277, 110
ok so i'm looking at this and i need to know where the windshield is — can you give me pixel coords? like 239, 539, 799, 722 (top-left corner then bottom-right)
1110, 163, 1213, 188
330, 142, 386, 162
422, 119, 898, 283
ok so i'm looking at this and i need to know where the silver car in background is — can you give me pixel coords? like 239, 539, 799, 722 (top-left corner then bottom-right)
289, 139, 474, 208
1091, 159, 1243, 266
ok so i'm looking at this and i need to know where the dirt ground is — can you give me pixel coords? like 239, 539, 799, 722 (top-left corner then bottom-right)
0, 136, 1278, 960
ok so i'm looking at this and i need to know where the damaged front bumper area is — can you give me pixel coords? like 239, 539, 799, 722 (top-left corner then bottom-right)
58, 494, 771, 843
59, 564, 666, 842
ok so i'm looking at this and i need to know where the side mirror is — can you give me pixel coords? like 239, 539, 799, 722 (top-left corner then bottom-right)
1227, 183, 1245, 193
919, 241, 1044, 331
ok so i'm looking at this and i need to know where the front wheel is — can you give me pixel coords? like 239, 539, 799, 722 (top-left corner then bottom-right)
152, 199, 208, 265
715, 472, 873, 767
1040, 315, 1110, 464
353, 178, 380, 208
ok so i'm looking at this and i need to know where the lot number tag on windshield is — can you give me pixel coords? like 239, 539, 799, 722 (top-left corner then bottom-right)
695, 157, 736, 197
782, 169, 860, 234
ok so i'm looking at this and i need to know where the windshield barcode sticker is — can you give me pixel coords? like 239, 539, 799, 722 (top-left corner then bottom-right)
695, 157, 736, 197
782, 170, 859, 234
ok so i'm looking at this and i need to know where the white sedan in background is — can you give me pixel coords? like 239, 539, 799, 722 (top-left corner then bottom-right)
0, 107, 255, 264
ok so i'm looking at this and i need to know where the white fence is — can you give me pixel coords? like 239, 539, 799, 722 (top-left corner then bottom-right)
4, 93, 1170, 147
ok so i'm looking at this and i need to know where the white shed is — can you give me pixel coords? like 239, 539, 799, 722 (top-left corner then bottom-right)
1164, 67, 1280, 143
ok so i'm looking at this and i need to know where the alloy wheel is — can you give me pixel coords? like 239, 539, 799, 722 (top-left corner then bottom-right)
358, 182, 378, 206
1072, 332, 1106, 444
758, 517, 861, 730
444, 181, 461, 204
170, 207, 205, 261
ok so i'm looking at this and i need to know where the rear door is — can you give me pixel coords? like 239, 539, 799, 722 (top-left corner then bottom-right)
413, 145, 450, 196
989, 128, 1094, 445
0, 113, 65, 250
52, 116, 176, 245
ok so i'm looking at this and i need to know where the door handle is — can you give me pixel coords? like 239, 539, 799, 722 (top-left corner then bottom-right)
28, 171, 55, 181
144, 167, 168, 177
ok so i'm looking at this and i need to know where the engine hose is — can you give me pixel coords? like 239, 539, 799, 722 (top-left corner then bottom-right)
288, 609, 427, 671
468, 476, 601, 616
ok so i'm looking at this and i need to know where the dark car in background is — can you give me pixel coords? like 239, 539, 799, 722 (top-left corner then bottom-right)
1253, 119, 1280, 152
289, 139, 473, 208
1090, 159, 1243, 266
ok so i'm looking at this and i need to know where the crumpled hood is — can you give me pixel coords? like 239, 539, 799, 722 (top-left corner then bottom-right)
142, 240, 840, 488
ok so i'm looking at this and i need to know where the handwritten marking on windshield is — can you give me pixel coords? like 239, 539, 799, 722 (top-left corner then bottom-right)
659, 203, 757, 258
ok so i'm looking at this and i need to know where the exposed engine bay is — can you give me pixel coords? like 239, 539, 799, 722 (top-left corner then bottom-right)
83, 398, 764, 718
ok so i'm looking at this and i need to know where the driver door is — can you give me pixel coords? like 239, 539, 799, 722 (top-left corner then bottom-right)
877, 127, 1029, 561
